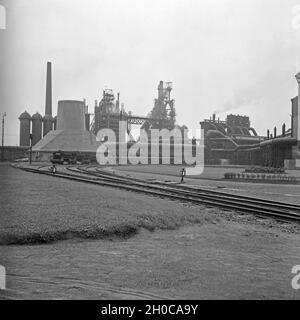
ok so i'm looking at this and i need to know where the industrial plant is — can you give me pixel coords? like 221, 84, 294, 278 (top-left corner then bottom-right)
17, 62, 187, 164
3, 1, 300, 303
3, 61, 296, 169
200, 95, 299, 168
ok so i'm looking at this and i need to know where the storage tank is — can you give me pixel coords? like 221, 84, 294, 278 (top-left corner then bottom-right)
57, 100, 86, 131
19, 111, 31, 146
43, 114, 53, 136
31, 112, 43, 146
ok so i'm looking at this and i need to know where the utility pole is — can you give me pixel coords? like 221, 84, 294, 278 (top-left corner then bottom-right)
1, 112, 6, 162
29, 134, 33, 165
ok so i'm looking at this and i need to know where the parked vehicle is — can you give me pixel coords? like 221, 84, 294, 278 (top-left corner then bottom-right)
51, 151, 96, 165
51, 151, 77, 165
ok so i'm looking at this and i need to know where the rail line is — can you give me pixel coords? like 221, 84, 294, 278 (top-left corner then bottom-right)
13, 164, 300, 223
69, 166, 300, 215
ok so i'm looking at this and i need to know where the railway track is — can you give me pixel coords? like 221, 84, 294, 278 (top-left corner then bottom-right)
13, 164, 300, 223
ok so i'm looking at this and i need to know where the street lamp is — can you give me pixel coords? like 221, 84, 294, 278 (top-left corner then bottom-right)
1, 112, 6, 162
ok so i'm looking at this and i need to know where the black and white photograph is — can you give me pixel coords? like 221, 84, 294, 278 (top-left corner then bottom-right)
0, 0, 300, 306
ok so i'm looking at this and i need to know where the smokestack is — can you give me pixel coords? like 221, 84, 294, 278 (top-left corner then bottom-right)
212, 113, 216, 122
282, 123, 286, 136
45, 62, 52, 116
116, 92, 120, 112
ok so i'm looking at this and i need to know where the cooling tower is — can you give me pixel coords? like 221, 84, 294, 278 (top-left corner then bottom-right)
56, 100, 86, 131
32, 100, 100, 161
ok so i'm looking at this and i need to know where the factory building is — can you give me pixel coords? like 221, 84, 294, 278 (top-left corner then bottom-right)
0, 146, 29, 162
249, 73, 300, 169
200, 114, 265, 165
205, 72, 300, 168
93, 89, 122, 141
92, 81, 176, 140
90, 82, 191, 165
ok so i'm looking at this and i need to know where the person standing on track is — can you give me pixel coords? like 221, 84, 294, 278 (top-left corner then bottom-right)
51, 164, 57, 175
180, 167, 186, 183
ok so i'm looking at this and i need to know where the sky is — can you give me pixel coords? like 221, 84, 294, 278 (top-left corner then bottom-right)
0, 0, 300, 146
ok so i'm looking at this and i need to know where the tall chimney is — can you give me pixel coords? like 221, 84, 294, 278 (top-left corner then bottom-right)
282, 123, 286, 136
45, 62, 52, 116
116, 92, 120, 112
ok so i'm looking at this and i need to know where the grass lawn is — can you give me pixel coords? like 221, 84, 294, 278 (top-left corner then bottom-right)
0, 165, 215, 245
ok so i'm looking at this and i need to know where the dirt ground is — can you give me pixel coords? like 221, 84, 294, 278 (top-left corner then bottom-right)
1, 223, 300, 300
0, 164, 300, 299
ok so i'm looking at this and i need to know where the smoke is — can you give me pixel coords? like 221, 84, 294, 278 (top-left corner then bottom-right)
214, 86, 262, 116
213, 58, 297, 117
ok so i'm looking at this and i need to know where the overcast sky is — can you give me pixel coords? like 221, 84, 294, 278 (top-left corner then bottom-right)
0, 0, 300, 145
